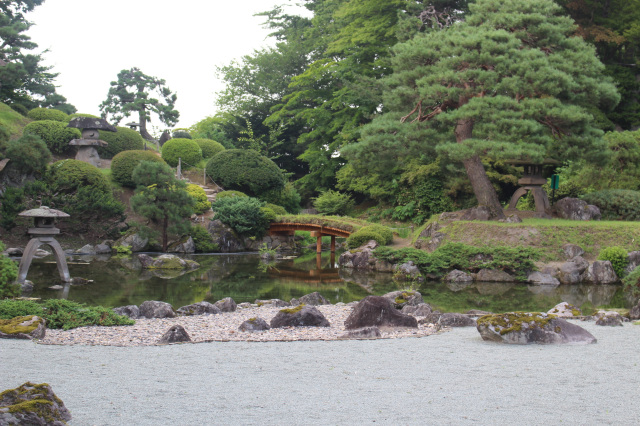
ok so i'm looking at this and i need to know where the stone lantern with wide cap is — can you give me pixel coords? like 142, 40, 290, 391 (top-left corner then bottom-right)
16, 206, 71, 284
506, 159, 559, 217
67, 117, 117, 167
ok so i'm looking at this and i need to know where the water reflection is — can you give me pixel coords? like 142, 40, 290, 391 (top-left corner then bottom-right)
21, 251, 636, 313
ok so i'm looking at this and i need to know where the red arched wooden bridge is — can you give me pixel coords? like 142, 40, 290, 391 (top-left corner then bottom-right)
268, 222, 352, 253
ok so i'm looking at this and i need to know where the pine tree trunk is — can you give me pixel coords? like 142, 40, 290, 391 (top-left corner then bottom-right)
455, 117, 506, 220
138, 110, 155, 142
162, 215, 168, 252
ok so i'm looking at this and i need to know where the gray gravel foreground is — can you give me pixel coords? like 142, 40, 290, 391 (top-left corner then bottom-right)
1, 322, 639, 425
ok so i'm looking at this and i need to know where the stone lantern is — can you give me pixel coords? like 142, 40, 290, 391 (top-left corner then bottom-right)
506, 159, 559, 217
67, 117, 117, 167
16, 206, 71, 284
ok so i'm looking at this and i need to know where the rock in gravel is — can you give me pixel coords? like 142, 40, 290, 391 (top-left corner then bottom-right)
0, 315, 46, 340
139, 301, 175, 319
214, 297, 237, 312
290, 292, 330, 306
157, 325, 192, 344
594, 311, 624, 327
477, 312, 597, 344
0, 382, 71, 425
113, 305, 140, 319
239, 317, 270, 332
177, 301, 221, 316
381, 290, 424, 308
339, 326, 381, 339
344, 296, 417, 330
270, 305, 330, 328
547, 302, 582, 318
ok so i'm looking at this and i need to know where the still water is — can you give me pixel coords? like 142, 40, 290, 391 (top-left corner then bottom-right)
23, 250, 635, 313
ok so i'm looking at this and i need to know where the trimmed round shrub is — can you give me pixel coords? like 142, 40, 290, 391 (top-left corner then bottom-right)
363, 224, 393, 245
23, 120, 81, 154
48, 159, 110, 194
581, 190, 640, 221
205, 149, 285, 198
5, 134, 51, 175
597, 246, 628, 278
111, 150, 166, 187
97, 126, 145, 159
186, 184, 210, 214
172, 130, 192, 139
215, 190, 248, 199
313, 190, 354, 216
211, 196, 269, 238
264, 203, 287, 215
260, 207, 277, 223
70, 113, 100, 119
194, 138, 225, 159
347, 228, 386, 249
27, 107, 70, 122
161, 138, 203, 168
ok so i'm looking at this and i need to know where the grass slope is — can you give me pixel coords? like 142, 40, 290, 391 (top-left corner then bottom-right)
0, 102, 30, 140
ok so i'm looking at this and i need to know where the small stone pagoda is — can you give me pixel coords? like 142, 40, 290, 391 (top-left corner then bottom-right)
67, 117, 117, 167
16, 206, 71, 284
506, 160, 559, 216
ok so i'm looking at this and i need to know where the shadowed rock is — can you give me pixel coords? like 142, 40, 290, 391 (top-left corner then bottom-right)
157, 325, 191, 344
345, 296, 418, 330
270, 305, 330, 328
381, 290, 424, 308
594, 311, 624, 327
239, 317, 270, 332
139, 301, 175, 319
177, 301, 221, 316
113, 305, 139, 319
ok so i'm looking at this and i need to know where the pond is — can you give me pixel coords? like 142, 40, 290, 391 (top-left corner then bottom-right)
21, 250, 636, 313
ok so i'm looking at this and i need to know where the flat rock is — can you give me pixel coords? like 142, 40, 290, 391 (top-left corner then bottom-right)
157, 325, 191, 344
270, 305, 330, 328
137, 254, 200, 270
594, 310, 624, 327
238, 317, 270, 332
527, 272, 560, 286
547, 302, 582, 318
345, 296, 418, 330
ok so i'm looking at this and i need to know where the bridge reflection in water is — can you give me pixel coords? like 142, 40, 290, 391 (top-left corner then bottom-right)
268, 253, 342, 285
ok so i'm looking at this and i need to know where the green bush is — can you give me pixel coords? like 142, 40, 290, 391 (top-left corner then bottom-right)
27, 107, 70, 122
41, 299, 134, 330
194, 138, 225, 159
69, 113, 100, 119
5, 134, 51, 175
363, 224, 393, 245
260, 182, 301, 214
186, 184, 210, 214
0, 298, 42, 318
172, 130, 192, 139
0, 187, 25, 230
597, 246, 628, 278
190, 225, 219, 253
347, 228, 386, 249
581, 189, 640, 221
48, 159, 110, 194
313, 190, 354, 216
264, 203, 287, 215
205, 149, 285, 197
211, 196, 269, 238
161, 138, 203, 168
260, 207, 277, 223
23, 120, 81, 154
0, 241, 19, 298
97, 126, 145, 159
215, 190, 248, 199
111, 150, 166, 187
622, 265, 640, 295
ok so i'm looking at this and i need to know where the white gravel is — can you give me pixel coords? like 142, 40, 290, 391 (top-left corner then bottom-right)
1, 320, 639, 425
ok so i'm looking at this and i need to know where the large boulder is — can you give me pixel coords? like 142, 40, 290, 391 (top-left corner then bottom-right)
139, 301, 175, 319
477, 312, 597, 344
239, 317, 270, 332
214, 297, 237, 312
270, 305, 330, 328
0, 315, 46, 340
344, 296, 418, 330
167, 236, 196, 254
207, 219, 245, 253
419, 312, 476, 327
290, 292, 330, 306
555, 198, 601, 221
115, 232, 149, 252
338, 240, 394, 272
381, 290, 424, 308
112, 305, 140, 319
476, 269, 515, 282
401, 303, 433, 317
157, 325, 192, 344
527, 272, 560, 286
394, 261, 424, 282
137, 254, 200, 270
177, 301, 221, 316
556, 256, 589, 285
0, 382, 72, 425
444, 269, 473, 283
581, 260, 618, 284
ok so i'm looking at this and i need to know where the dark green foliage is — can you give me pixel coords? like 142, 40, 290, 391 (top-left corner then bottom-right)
215, 190, 248, 199
130, 161, 195, 251
194, 138, 225, 159
190, 225, 219, 253
40, 299, 134, 330
97, 126, 145, 159
0, 298, 42, 318
260, 207, 277, 223
622, 265, 640, 295
205, 149, 285, 197
48, 159, 110, 194
161, 138, 203, 168
391, 176, 454, 224
259, 182, 301, 214
313, 190, 354, 216
347, 228, 386, 249
264, 203, 287, 215
23, 120, 80, 154
0, 187, 24, 230
374, 242, 540, 281
111, 150, 166, 187
581, 190, 640, 221
597, 246, 628, 278
4, 133, 51, 175
210, 196, 269, 238
27, 107, 69, 122
0, 241, 19, 298
172, 130, 192, 139
70, 113, 99, 119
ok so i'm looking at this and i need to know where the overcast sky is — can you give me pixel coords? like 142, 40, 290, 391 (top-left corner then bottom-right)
26, 0, 306, 130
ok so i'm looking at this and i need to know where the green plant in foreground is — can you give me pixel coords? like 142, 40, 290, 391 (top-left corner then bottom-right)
0, 241, 19, 298
622, 266, 640, 295
598, 246, 628, 277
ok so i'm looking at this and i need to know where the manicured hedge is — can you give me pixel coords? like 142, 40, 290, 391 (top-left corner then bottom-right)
23, 120, 81, 154
98, 126, 145, 159
581, 189, 640, 221
194, 138, 225, 159
48, 159, 110, 194
27, 107, 70, 122
186, 184, 211, 214
205, 149, 285, 197
4, 134, 51, 175
111, 150, 166, 187
161, 138, 203, 168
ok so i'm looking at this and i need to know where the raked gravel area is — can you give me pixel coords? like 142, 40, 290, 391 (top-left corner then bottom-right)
1, 320, 639, 425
